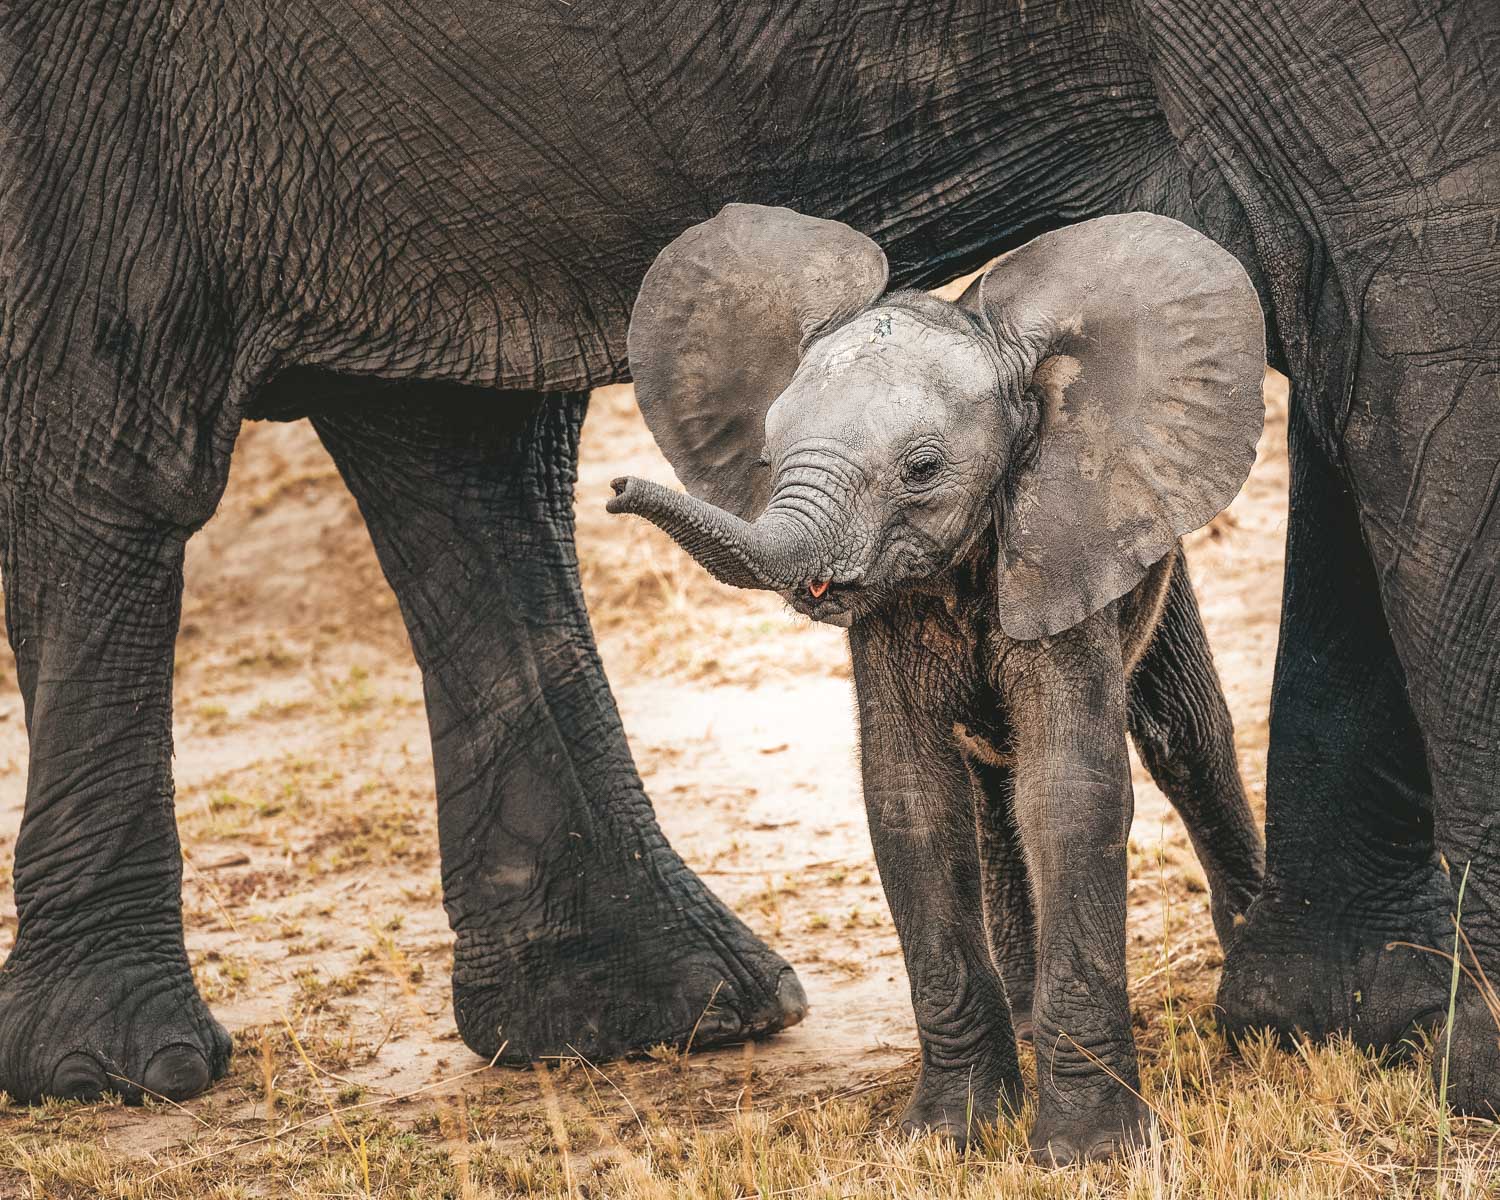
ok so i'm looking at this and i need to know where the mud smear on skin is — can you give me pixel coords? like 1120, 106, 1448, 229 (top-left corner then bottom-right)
0, 370, 1287, 1166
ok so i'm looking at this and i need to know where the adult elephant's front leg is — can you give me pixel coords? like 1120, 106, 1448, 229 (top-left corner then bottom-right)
311, 387, 803, 1064
0, 476, 233, 1103
848, 616, 1022, 1146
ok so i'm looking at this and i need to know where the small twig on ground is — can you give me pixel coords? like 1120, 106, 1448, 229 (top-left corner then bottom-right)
103, 1074, 213, 1128
533, 1061, 580, 1200
684, 979, 727, 1059
566, 1043, 649, 1142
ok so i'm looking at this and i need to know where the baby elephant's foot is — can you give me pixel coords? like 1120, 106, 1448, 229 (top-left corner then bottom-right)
1029, 1094, 1150, 1166
899, 1057, 1024, 1149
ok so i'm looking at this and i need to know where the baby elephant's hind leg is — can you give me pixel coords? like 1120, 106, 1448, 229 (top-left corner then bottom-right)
1127, 559, 1264, 949
965, 754, 1037, 1041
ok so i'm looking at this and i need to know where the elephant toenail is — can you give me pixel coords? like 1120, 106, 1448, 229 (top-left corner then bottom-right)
142, 1044, 212, 1101
1086, 1135, 1125, 1162
51, 1052, 108, 1101
1030, 1140, 1072, 1168
774, 968, 808, 1027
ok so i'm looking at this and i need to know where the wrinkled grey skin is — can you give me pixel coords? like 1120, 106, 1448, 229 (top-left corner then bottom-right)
609, 213, 1269, 1161
2, 0, 1497, 1127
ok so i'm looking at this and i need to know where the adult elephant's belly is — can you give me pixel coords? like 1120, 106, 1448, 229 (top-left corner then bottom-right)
205, 0, 1176, 402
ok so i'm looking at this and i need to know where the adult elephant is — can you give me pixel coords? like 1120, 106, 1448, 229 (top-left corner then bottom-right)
0, 0, 1494, 1113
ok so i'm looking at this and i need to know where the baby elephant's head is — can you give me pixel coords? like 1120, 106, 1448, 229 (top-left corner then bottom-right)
609, 205, 1265, 639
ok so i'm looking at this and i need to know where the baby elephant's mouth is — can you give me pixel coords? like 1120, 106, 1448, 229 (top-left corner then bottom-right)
786, 580, 860, 627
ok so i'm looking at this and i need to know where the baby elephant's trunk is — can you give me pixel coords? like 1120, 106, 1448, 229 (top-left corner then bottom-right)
607, 477, 819, 593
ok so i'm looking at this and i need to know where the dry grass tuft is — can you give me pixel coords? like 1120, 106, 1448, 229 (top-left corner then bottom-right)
5, 1024, 1499, 1197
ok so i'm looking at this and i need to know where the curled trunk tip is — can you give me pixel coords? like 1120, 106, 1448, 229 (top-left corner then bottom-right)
603, 475, 815, 593
605, 475, 657, 515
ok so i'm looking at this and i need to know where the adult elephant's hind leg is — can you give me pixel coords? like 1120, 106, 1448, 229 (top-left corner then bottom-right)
1217, 399, 1450, 1050
1341, 301, 1500, 1113
311, 385, 804, 1064
0, 461, 232, 1103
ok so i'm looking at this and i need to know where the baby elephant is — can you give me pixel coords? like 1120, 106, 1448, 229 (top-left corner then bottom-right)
609, 205, 1266, 1164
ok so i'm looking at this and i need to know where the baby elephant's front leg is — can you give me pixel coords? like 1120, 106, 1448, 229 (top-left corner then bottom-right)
850, 620, 1023, 1147
995, 615, 1147, 1165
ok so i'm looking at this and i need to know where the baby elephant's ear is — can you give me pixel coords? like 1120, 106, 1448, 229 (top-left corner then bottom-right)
628, 204, 889, 521
977, 213, 1266, 640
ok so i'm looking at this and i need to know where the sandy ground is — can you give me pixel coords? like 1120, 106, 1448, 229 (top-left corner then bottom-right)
0, 364, 1288, 1172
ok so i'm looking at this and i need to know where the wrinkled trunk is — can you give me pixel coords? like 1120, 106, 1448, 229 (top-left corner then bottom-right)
607, 477, 824, 592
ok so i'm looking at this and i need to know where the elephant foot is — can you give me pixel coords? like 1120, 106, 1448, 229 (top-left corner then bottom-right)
1435, 991, 1500, 1117
0, 943, 231, 1104
1217, 864, 1452, 1050
450, 868, 807, 1064
1029, 1093, 1149, 1166
898, 1060, 1024, 1149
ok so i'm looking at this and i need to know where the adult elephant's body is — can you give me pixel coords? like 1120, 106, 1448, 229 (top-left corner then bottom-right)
6, 3, 1183, 399
0, 0, 1495, 1109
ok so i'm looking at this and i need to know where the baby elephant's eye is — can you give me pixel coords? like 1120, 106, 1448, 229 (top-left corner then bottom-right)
903, 453, 944, 487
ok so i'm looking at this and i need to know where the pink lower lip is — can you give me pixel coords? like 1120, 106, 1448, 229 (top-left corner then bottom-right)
809, 580, 829, 599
